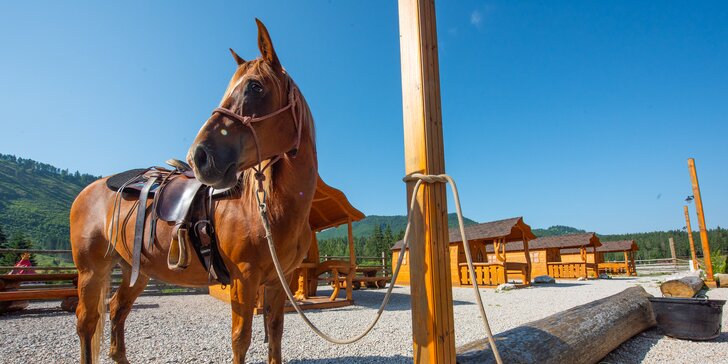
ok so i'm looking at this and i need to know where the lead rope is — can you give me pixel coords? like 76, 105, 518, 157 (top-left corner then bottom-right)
255, 173, 503, 363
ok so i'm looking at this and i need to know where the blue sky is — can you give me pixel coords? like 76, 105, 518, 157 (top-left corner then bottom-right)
1, 1, 726, 234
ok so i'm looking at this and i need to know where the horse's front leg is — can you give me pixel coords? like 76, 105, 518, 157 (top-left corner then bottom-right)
264, 275, 292, 364
230, 268, 261, 364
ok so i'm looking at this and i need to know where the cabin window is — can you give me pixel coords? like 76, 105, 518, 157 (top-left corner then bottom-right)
530, 252, 540, 263
487, 254, 497, 263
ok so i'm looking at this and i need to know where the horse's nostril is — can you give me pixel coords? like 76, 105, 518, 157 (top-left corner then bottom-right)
193, 145, 209, 169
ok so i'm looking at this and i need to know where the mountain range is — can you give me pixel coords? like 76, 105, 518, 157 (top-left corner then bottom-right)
0, 153, 725, 262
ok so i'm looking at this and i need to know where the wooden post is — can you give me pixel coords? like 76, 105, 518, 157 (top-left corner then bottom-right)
347, 220, 355, 301
381, 251, 386, 273
684, 205, 698, 271
398, 0, 456, 362
688, 158, 714, 281
668, 237, 677, 268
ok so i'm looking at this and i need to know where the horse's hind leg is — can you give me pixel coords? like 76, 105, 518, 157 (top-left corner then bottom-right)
108, 262, 148, 364
74, 253, 115, 364
264, 276, 291, 364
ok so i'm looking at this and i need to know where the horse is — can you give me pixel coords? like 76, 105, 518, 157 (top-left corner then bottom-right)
70, 19, 317, 364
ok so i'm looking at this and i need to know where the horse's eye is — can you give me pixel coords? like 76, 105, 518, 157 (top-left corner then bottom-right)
250, 82, 263, 94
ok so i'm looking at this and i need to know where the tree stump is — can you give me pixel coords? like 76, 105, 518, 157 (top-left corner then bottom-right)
457, 286, 656, 364
660, 276, 707, 298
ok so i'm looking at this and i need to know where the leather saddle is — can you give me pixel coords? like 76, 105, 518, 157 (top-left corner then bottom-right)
106, 159, 230, 286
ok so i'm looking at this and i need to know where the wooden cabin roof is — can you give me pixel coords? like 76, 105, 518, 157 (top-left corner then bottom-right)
309, 176, 365, 232
390, 217, 536, 251
561, 240, 638, 254
486, 232, 602, 252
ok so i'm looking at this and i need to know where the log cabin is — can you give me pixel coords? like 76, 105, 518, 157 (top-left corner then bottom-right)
486, 233, 603, 279
561, 240, 638, 276
390, 217, 536, 287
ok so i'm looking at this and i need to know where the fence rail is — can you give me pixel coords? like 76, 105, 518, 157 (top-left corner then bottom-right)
321, 252, 389, 273
2, 248, 207, 296
634, 258, 691, 274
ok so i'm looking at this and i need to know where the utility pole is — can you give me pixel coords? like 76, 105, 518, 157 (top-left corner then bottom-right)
684, 205, 698, 271
688, 158, 714, 284
398, 0, 456, 362
668, 237, 677, 269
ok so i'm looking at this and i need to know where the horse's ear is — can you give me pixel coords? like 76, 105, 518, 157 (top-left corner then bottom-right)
229, 48, 245, 65
255, 18, 281, 71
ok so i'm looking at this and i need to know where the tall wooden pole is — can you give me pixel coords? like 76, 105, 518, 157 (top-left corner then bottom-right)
347, 220, 355, 301
684, 205, 698, 270
668, 237, 677, 268
688, 158, 714, 281
398, 0, 456, 362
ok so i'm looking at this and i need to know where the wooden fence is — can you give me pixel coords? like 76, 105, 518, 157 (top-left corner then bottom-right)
321, 252, 389, 273
634, 258, 691, 275
1, 249, 206, 296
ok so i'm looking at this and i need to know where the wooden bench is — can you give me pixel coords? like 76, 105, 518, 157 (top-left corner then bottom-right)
0, 273, 79, 312
352, 267, 390, 289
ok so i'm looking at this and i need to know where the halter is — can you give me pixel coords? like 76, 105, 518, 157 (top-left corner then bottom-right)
211, 75, 303, 190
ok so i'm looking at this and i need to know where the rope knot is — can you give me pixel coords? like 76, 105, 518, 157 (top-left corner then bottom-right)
402, 173, 448, 184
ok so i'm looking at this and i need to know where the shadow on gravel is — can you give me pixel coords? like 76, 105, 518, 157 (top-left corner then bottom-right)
529, 283, 587, 288
347, 290, 473, 311
284, 355, 411, 363
0, 307, 73, 319
602, 328, 664, 363
0, 303, 160, 320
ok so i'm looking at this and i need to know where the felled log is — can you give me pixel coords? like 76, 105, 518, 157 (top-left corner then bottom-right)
660, 276, 706, 298
715, 273, 728, 288
457, 286, 656, 364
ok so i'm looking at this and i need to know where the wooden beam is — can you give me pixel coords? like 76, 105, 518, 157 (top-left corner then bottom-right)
457, 286, 656, 363
684, 205, 698, 270
398, 0, 455, 362
347, 220, 355, 301
668, 237, 677, 267
688, 158, 714, 281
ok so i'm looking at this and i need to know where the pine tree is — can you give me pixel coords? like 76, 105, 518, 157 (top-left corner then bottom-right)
1, 232, 35, 266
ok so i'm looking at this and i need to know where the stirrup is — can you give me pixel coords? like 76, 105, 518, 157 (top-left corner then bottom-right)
167, 226, 191, 271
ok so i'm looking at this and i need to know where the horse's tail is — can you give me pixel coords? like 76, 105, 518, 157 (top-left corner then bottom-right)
90, 281, 109, 362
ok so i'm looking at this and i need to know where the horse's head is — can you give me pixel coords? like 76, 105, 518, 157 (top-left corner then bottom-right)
188, 19, 302, 189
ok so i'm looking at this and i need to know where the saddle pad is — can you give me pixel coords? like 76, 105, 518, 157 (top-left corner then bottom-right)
105, 169, 150, 191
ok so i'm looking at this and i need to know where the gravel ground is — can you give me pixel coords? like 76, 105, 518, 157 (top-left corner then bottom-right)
1, 277, 726, 363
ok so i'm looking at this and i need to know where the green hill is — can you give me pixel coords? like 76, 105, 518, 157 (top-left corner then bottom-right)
533, 225, 587, 237
316, 214, 479, 240
0, 154, 98, 249
1, 153, 725, 269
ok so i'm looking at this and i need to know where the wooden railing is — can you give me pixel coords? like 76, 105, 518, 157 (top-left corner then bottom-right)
547, 262, 587, 278
634, 258, 691, 275
321, 252, 389, 274
458, 263, 506, 286
599, 262, 636, 276
1, 248, 207, 296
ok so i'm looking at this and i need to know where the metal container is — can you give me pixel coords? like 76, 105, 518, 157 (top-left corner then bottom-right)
649, 297, 726, 340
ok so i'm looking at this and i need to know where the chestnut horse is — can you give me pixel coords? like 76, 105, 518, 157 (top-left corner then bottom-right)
70, 19, 317, 364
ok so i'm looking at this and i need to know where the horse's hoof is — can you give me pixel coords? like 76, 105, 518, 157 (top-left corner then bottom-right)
109, 351, 130, 364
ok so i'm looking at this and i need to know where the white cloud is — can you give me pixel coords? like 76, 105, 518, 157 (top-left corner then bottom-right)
470, 10, 482, 27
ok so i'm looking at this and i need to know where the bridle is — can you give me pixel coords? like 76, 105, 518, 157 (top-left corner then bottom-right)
211, 73, 303, 189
